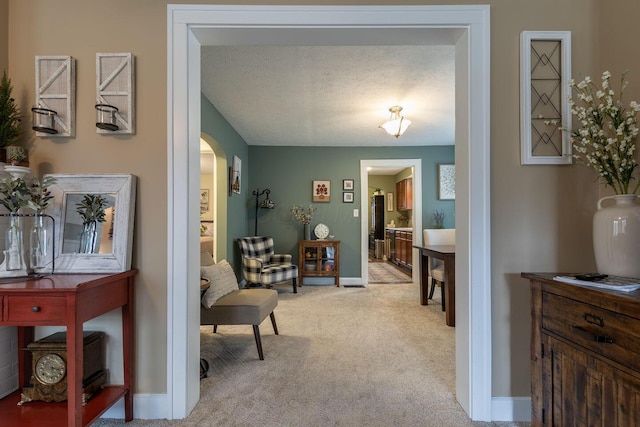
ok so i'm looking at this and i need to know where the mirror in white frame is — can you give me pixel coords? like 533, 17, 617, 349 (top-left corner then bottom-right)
46, 173, 136, 273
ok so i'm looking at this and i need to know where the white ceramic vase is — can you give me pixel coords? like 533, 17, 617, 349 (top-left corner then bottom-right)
593, 194, 640, 278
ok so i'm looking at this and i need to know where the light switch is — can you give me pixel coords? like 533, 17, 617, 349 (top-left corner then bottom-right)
353, 209, 359, 217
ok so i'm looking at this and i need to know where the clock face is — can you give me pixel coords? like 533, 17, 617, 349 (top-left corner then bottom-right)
34, 353, 66, 385
314, 223, 329, 239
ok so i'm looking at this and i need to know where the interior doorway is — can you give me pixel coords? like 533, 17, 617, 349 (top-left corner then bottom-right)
168, 5, 491, 421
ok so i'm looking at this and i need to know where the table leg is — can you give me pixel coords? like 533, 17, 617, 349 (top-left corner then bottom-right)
420, 252, 429, 305
444, 257, 456, 327
16, 326, 34, 388
122, 276, 135, 421
67, 307, 83, 426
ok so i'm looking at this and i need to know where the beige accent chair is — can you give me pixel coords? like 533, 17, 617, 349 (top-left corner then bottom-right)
422, 229, 456, 311
200, 252, 279, 360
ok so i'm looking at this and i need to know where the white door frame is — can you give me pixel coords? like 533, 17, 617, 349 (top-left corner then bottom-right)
168, 4, 491, 421
360, 159, 422, 286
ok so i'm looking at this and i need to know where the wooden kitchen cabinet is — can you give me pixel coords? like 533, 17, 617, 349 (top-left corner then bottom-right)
391, 230, 412, 272
522, 273, 640, 426
396, 178, 413, 211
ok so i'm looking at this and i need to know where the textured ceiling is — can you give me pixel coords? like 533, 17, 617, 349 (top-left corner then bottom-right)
201, 44, 455, 147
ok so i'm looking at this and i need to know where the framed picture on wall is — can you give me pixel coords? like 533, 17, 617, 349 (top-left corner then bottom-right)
343, 192, 354, 203
343, 179, 354, 190
312, 180, 331, 202
386, 192, 394, 211
231, 155, 241, 195
200, 189, 210, 212
438, 164, 456, 200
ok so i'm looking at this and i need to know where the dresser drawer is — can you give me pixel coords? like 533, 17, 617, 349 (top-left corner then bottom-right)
542, 291, 640, 368
4, 296, 66, 323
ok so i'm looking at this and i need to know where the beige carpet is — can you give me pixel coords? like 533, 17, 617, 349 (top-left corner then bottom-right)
367, 261, 412, 283
95, 283, 529, 427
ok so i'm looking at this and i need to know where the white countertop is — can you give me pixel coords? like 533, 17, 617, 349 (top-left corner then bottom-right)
386, 227, 412, 231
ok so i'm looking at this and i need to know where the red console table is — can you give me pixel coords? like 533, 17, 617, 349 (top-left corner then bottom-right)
0, 270, 136, 426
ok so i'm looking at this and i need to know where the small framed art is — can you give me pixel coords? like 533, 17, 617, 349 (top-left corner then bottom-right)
231, 155, 242, 194
200, 189, 210, 212
438, 164, 456, 200
343, 179, 354, 190
312, 180, 331, 202
343, 192, 354, 203
386, 192, 394, 211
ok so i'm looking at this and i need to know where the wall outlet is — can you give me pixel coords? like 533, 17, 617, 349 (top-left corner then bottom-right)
353, 209, 359, 217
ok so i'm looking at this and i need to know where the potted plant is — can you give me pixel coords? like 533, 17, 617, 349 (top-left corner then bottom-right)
76, 194, 108, 254
0, 71, 23, 163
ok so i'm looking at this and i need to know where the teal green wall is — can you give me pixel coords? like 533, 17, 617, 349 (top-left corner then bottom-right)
201, 95, 249, 269
247, 146, 455, 277
201, 93, 455, 278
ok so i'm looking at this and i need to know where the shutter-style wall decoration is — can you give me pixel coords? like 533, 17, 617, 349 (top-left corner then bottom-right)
520, 31, 572, 165
96, 53, 135, 134
34, 56, 76, 137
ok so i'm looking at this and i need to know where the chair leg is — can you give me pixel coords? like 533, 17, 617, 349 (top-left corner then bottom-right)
440, 282, 446, 312
428, 278, 437, 299
213, 325, 217, 333
270, 312, 279, 335
252, 325, 264, 360
292, 277, 298, 293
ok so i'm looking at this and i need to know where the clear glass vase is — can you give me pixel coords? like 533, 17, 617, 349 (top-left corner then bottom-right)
79, 221, 98, 254
6, 214, 24, 271
30, 215, 48, 269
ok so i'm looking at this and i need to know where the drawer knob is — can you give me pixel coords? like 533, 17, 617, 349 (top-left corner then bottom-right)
31, 306, 41, 312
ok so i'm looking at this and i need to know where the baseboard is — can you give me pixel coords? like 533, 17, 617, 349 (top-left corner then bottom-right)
101, 393, 169, 420
100, 391, 530, 421
491, 396, 531, 422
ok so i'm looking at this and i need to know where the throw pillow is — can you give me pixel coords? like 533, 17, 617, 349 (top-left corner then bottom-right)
201, 259, 239, 308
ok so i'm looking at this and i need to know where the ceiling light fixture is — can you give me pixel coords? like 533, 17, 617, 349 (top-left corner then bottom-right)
379, 106, 411, 138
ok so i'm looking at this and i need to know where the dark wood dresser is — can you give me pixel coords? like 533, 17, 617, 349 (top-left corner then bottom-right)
522, 273, 640, 426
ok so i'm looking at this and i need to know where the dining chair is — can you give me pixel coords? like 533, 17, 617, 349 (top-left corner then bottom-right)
422, 229, 456, 311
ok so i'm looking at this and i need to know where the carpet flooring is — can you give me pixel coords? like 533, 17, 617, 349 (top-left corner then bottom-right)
367, 261, 412, 283
95, 282, 529, 427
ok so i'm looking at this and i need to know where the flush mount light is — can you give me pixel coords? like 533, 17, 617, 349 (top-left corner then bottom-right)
379, 106, 412, 138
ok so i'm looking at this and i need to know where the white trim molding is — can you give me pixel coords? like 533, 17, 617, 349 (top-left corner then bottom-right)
168, 4, 492, 422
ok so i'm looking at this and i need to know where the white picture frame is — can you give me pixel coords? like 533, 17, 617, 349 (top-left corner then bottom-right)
46, 174, 137, 273
520, 31, 572, 165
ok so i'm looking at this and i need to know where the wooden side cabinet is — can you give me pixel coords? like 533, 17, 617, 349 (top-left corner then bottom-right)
298, 240, 340, 286
0, 271, 136, 427
522, 273, 640, 426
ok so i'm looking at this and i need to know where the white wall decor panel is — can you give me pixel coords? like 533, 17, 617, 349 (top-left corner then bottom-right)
96, 53, 135, 134
34, 56, 76, 137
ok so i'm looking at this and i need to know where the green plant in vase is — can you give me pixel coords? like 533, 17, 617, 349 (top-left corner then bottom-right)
433, 209, 445, 229
27, 176, 56, 269
0, 176, 31, 271
76, 194, 108, 254
0, 71, 23, 162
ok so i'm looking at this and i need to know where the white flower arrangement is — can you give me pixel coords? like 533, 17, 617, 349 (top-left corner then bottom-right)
291, 204, 316, 225
565, 71, 640, 194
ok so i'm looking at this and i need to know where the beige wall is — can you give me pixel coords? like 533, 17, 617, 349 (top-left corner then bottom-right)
0, 0, 7, 73
5, 0, 612, 405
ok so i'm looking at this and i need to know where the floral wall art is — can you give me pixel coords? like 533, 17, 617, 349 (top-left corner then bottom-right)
312, 180, 330, 202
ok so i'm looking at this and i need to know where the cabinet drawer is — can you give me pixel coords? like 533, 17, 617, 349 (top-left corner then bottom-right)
542, 292, 640, 368
4, 296, 66, 323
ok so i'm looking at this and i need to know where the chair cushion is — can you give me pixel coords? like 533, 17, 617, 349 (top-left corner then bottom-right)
201, 260, 239, 308
202, 289, 278, 325
260, 264, 298, 285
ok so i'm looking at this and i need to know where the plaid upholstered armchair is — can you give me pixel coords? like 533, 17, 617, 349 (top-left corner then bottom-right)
237, 236, 298, 293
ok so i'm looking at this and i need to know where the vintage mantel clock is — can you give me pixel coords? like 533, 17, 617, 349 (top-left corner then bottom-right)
20, 331, 107, 405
